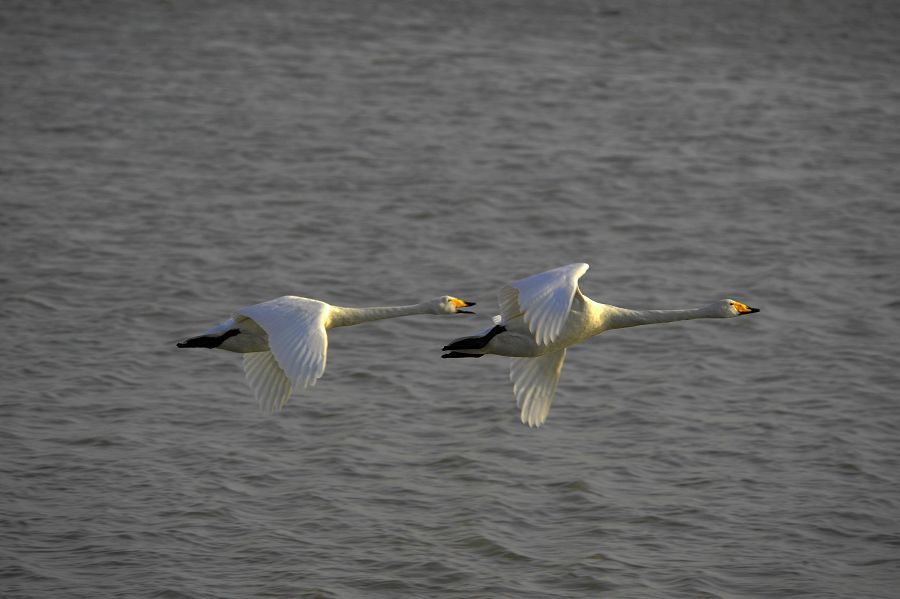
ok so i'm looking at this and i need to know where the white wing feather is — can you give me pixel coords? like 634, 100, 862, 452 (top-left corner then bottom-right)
464, 314, 505, 339
236, 296, 329, 392
509, 349, 567, 427
498, 263, 589, 346
242, 351, 292, 412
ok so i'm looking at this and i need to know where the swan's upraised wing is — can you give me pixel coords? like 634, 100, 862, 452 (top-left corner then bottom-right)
510, 349, 567, 427
498, 263, 589, 346
236, 296, 329, 409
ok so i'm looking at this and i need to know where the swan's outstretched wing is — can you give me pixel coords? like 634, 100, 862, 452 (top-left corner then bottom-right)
509, 349, 567, 427
498, 263, 589, 346
242, 351, 293, 412
236, 296, 329, 397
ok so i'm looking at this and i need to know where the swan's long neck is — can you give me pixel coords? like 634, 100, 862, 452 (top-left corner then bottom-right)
328, 303, 430, 328
602, 304, 719, 332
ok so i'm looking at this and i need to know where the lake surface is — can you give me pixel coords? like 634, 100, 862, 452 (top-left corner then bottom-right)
2, 1, 899, 597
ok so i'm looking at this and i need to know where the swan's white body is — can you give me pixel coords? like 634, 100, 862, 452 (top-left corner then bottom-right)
443, 263, 759, 427
179, 295, 474, 411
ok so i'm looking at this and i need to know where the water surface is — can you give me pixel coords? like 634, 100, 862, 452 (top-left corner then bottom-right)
2, 1, 899, 597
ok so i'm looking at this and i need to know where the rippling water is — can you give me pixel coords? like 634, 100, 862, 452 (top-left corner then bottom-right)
3, 1, 899, 597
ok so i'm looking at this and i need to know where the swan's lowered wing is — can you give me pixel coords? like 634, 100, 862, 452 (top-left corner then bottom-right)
242, 351, 292, 412
510, 349, 567, 427
498, 263, 589, 346
236, 296, 329, 407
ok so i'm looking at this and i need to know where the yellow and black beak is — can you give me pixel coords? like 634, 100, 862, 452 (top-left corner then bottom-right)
735, 302, 760, 315
451, 298, 476, 314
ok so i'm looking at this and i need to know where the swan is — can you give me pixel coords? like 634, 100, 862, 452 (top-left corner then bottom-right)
178, 295, 476, 411
441, 263, 759, 427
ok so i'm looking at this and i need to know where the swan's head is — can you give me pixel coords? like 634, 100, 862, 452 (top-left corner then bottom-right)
715, 299, 760, 318
430, 296, 476, 315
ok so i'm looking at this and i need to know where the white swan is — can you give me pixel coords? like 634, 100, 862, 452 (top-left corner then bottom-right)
178, 295, 476, 411
442, 263, 759, 427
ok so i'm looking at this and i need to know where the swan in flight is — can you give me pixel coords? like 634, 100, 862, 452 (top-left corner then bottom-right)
442, 263, 759, 427
178, 295, 476, 411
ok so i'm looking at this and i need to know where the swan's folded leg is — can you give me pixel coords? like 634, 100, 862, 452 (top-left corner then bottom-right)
176, 328, 240, 349
242, 351, 293, 412
509, 349, 567, 427
441, 352, 484, 359
442, 325, 506, 351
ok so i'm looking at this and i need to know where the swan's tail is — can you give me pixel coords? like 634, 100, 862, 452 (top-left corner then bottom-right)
176, 329, 240, 349
441, 324, 506, 352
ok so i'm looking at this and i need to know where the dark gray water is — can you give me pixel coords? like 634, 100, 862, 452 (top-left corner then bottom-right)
3, 1, 899, 597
